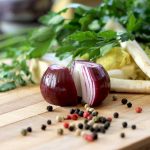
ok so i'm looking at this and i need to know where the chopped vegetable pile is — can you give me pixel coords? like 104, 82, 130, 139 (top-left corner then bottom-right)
0, 0, 150, 92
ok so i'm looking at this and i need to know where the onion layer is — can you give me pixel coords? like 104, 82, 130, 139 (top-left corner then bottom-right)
40, 65, 78, 106
71, 60, 110, 106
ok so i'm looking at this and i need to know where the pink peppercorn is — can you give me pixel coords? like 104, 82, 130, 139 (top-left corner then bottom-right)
71, 114, 78, 120
63, 122, 69, 128
66, 115, 71, 120
83, 111, 90, 118
107, 117, 112, 122
135, 107, 142, 113
87, 115, 93, 120
84, 134, 94, 142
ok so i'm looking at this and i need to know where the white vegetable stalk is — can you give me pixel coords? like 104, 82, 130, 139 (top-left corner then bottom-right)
105, 19, 150, 78
111, 78, 150, 93
108, 69, 128, 79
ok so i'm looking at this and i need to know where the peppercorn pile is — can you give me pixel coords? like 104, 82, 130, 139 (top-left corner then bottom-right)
20, 96, 142, 142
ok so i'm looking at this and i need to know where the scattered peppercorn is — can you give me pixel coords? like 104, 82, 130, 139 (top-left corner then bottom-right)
135, 107, 142, 113
131, 125, 136, 130
92, 133, 98, 140
84, 119, 88, 124
56, 115, 63, 122
90, 126, 95, 132
100, 127, 105, 134
66, 115, 71, 120
83, 111, 90, 118
70, 108, 75, 114
92, 111, 98, 116
21, 129, 27, 136
120, 132, 125, 138
87, 115, 93, 120
100, 117, 107, 123
75, 129, 81, 136
122, 122, 128, 128
84, 104, 89, 109
113, 112, 119, 118
78, 123, 83, 129
47, 120, 52, 125
74, 108, 80, 114
71, 114, 78, 120
27, 127, 32, 132
84, 134, 94, 142
85, 124, 90, 130
57, 128, 63, 135
121, 98, 128, 105
41, 124, 47, 130
104, 122, 110, 130
63, 122, 69, 128
89, 108, 95, 112
69, 126, 75, 132
127, 102, 132, 108
47, 105, 53, 112
112, 95, 117, 101
107, 117, 112, 122
78, 110, 84, 117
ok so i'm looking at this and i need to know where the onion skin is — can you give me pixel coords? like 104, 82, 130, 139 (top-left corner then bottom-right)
71, 60, 110, 106
40, 65, 78, 106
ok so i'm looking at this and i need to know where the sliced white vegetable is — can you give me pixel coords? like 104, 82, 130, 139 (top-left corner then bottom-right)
105, 20, 150, 78
108, 69, 128, 79
111, 78, 150, 93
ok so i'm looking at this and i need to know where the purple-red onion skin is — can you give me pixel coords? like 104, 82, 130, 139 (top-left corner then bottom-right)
40, 65, 78, 106
88, 65, 110, 106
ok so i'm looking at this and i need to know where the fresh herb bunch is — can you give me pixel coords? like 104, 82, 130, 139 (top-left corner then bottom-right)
0, 0, 149, 92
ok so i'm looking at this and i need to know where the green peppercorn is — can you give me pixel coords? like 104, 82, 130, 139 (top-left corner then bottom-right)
57, 128, 63, 135
21, 129, 27, 136
112, 95, 117, 101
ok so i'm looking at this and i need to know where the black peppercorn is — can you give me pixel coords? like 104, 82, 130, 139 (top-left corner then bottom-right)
127, 102, 132, 108
84, 124, 90, 130
27, 127, 32, 132
92, 111, 98, 116
131, 125, 136, 130
104, 122, 110, 130
121, 98, 128, 105
92, 133, 98, 140
69, 126, 75, 132
74, 108, 80, 114
47, 120, 52, 125
113, 112, 119, 118
120, 132, 125, 138
47, 105, 53, 112
21, 129, 27, 136
100, 127, 106, 134
100, 117, 107, 123
112, 95, 117, 101
89, 126, 95, 132
70, 109, 75, 114
78, 123, 83, 129
41, 124, 47, 130
78, 110, 84, 117
94, 127, 101, 132
84, 119, 88, 124
122, 122, 128, 128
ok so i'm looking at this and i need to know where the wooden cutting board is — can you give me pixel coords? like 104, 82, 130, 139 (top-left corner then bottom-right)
0, 85, 149, 150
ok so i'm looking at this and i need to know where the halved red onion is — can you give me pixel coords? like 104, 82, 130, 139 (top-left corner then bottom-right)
40, 65, 78, 106
71, 60, 110, 106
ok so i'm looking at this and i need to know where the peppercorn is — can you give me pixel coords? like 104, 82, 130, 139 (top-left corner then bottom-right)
94, 127, 101, 132
41, 124, 46, 130
47, 105, 53, 112
86, 107, 90, 112
121, 98, 128, 105
100, 117, 107, 123
122, 122, 128, 128
83, 111, 90, 118
92, 111, 98, 116
47, 120, 52, 125
87, 115, 93, 120
135, 107, 142, 113
131, 125, 136, 130
84, 124, 90, 130
104, 122, 110, 130
75, 129, 81, 136
78, 110, 84, 117
71, 114, 78, 120
57, 128, 63, 135
84, 134, 94, 142
107, 117, 112, 122
78, 123, 83, 129
74, 108, 80, 114
84, 104, 89, 109
56, 115, 63, 122
70, 108, 75, 114
81, 131, 86, 137
112, 95, 117, 101
90, 126, 95, 132
88, 120, 94, 126
21, 129, 27, 136
92, 133, 98, 140
120, 132, 125, 138
93, 116, 100, 123
27, 127, 32, 132
127, 102, 132, 108
84, 119, 88, 124
100, 127, 105, 134
63, 122, 69, 128
89, 108, 95, 113
69, 126, 75, 132
113, 112, 119, 118
66, 115, 71, 120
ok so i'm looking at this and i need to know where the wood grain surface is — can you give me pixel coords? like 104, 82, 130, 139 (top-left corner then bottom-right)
0, 85, 149, 150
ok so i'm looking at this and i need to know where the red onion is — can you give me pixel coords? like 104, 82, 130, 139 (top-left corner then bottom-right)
71, 60, 110, 106
40, 65, 78, 106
